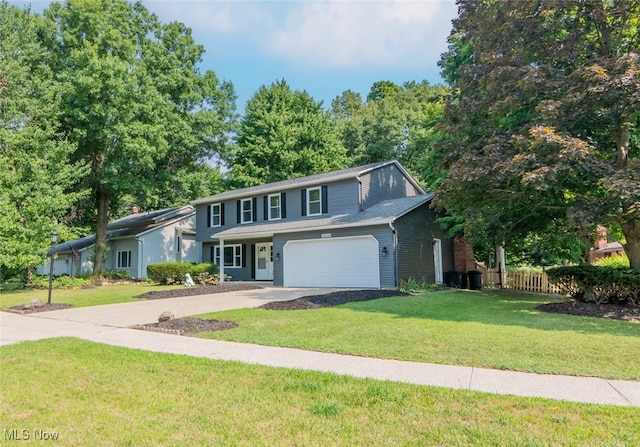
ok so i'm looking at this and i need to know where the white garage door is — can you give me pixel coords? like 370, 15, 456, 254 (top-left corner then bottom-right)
283, 236, 380, 288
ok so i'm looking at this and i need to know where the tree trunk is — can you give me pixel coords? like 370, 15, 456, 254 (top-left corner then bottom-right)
92, 187, 110, 275
622, 220, 640, 270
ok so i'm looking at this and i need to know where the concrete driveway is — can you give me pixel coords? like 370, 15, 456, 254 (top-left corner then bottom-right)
0, 286, 338, 345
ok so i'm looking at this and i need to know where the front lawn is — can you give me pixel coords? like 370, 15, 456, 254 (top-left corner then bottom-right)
0, 283, 181, 310
0, 338, 637, 446
195, 290, 640, 380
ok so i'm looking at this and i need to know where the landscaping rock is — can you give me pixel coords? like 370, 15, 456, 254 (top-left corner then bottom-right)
158, 311, 174, 322
23, 298, 44, 310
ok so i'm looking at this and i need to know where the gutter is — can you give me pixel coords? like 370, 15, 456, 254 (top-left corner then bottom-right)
388, 221, 399, 288
136, 237, 143, 280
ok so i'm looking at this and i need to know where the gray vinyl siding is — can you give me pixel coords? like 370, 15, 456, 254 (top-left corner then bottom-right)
196, 180, 361, 243
273, 225, 395, 288
203, 238, 271, 281
360, 164, 422, 209
394, 205, 453, 284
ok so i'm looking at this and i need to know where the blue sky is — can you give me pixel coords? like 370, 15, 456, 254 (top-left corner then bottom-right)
14, 0, 458, 110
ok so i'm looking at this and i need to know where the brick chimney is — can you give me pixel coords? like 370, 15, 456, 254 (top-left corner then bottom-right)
595, 225, 607, 249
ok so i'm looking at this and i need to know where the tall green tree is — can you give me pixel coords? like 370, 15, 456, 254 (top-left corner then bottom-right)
436, 0, 640, 268
41, 0, 236, 273
228, 79, 348, 187
0, 3, 88, 279
332, 81, 449, 191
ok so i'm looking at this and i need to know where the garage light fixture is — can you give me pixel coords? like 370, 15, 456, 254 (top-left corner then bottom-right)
381, 246, 388, 257
275, 252, 280, 261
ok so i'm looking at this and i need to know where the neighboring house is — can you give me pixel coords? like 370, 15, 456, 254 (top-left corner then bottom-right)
38, 206, 198, 279
587, 225, 626, 264
192, 160, 454, 288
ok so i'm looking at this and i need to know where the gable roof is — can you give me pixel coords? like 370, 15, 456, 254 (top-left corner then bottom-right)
213, 194, 434, 240
192, 160, 424, 205
51, 206, 194, 254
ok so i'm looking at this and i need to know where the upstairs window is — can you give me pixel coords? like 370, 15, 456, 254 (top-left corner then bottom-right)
307, 187, 322, 216
241, 198, 253, 224
301, 187, 327, 216
269, 194, 281, 220
211, 204, 221, 227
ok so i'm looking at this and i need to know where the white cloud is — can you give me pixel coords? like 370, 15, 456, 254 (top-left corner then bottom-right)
268, 0, 457, 68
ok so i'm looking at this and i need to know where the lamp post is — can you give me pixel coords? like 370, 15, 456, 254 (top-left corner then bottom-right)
47, 230, 58, 305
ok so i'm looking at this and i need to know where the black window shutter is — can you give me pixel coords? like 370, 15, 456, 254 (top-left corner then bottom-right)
281, 193, 287, 218
301, 189, 307, 216
221, 203, 225, 226
242, 244, 247, 268
252, 197, 257, 222
207, 205, 211, 227
263, 196, 268, 220
236, 200, 241, 224
251, 244, 256, 278
321, 186, 328, 214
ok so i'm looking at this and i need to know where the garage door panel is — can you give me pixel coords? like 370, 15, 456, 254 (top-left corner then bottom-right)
283, 236, 380, 288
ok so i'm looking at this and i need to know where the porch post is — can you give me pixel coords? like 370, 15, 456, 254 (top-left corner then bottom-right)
219, 238, 225, 283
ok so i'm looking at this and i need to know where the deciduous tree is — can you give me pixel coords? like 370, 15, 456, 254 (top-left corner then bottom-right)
436, 0, 640, 268
41, 0, 236, 273
228, 79, 348, 187
0, 4, 88, 279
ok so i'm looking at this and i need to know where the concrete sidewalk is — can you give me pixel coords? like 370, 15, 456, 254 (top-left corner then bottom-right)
1, 287, 639, 408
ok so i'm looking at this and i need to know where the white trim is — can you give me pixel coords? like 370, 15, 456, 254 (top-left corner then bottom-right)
241, 198, 253, 224
214, 244, 242, 269
283, 235, 380, 288
210, 203, 222, 227
192, 160, 424, 205
255, 242, 274, 280
306, 187, 322, 216
268, 194, 281, 221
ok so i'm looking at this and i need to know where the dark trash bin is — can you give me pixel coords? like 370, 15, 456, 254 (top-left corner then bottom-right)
448, 271, 462, 288
468, 270, 482, 290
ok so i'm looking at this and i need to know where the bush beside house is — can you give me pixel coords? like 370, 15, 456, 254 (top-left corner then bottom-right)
147, 262, 219, 285
547, 265, 640, 306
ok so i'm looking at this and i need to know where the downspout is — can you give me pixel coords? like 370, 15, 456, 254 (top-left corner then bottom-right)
136, 237, 143, 280
388, 221, 399, 288
219, 238, 225, 283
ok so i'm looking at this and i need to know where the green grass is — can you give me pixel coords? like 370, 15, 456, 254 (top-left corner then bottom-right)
195, 290, 640, 380
1, 338, 638, 446
0, 283, 181, 309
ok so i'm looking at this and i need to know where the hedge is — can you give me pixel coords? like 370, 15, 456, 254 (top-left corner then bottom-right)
547, 265, 640, 306
146, 262, 219, 285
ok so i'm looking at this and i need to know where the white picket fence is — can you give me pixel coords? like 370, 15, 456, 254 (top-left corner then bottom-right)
479, 267, 563, 295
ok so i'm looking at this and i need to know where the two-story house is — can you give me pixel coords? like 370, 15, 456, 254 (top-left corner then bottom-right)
192, 160, 454, 288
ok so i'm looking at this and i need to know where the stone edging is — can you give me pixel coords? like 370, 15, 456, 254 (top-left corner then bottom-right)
129, 324, 182, 336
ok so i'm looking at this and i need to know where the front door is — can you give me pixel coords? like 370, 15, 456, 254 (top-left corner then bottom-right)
433, 238, 443, 284
255, 242, 274, 280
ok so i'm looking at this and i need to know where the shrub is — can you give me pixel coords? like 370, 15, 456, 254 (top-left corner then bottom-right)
399, 277, 439, 294
27, 275, 91, 289
547, 265, 640, 306
101, 270, 134, 280
146, 262, 219, 285
593, 254, 630, 268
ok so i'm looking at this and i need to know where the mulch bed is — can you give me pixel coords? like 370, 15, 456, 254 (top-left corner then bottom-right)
4, 303, 74, 314
536, 300, 640, 322
135, 283, 263, 300
259, 289, 410, 310
131, 318, 239, 336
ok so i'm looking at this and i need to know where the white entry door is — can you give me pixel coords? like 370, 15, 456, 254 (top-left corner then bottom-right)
433, 238, 443, 284
255, 242, 274, 280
